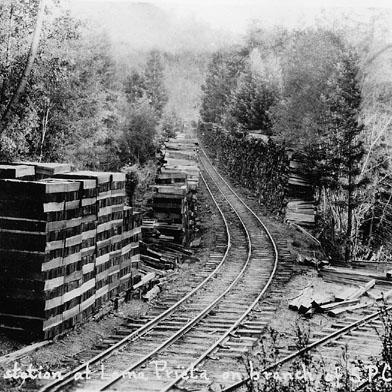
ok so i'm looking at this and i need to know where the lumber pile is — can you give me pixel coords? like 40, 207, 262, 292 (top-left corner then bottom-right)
198, 123, 316, 226
198, 123, 288, 215
139, 237, 195, 271
288, 280, 377, 317
285, 159, 315, 227
138, 133, 199, 271
148, 134, 199, 245
0, 166, 143, 340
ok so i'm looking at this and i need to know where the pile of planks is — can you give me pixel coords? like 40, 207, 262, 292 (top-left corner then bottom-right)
148, 134, 200, 245
0, 164, 143, 340
288, 279, 391, 317
139, 133, 199, 271
285, 158, 315, 227
139, 238, 195, 271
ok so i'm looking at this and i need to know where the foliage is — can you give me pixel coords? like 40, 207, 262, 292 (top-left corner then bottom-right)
200, 48, 246, 124
0, 2, 171, 170
118, 98, 158, 166
199, 123, 288, 214
224, 65, 278, 133
199, 26, 391, 261
159, 109, 182, 140
143, 50, 168, 117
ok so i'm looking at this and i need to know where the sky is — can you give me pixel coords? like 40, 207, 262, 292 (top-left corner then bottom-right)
67, 0, 392, 32
66, 0, 392, 51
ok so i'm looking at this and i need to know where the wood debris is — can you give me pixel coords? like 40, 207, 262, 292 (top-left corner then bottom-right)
288, 279, 379, 318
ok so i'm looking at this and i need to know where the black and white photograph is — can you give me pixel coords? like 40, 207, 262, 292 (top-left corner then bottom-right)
0, 0, 392, 391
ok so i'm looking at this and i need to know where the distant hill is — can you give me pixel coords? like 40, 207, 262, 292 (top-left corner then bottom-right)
68, 1, 235, 53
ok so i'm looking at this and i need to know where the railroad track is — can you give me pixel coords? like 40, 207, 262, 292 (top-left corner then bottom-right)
38, 144, 280, 392
222, 300, 392, 391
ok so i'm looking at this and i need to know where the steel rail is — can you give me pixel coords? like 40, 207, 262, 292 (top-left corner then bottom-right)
221, 305, 392, 391
159, 147, 279, 392
99, 170, 253, 390
39, 171, 232, 392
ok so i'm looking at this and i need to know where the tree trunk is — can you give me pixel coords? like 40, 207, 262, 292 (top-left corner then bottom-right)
39, 103, 50, 162
345, 164, 353, 261
0, 0, 47, 133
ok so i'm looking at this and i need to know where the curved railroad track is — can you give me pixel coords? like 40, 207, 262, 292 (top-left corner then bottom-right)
37, 143, 279, 392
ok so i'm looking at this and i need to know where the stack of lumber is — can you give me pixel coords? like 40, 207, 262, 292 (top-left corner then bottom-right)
198, 122, 287, 215
288, 280, 379, 317
0, 178, 84, 339
285, 159, 315, 227
54, 171, 128, 309
149, 134, 200, 245
150, 183, 188, 243
0, 166, 143, 340
161, 135, 199, 191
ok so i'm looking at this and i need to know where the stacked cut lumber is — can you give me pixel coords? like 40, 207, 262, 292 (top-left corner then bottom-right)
54, 171, 127, 309
149, 133, 200, 245
285, 159, 315, 227
78, 178, 98, 322
0, 167, 143, 339
0, 178, 83, 339
288, 280, 377, 318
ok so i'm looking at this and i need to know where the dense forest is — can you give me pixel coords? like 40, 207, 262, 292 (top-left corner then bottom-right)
199, 23, 392, 261
0, 0, 206, 172
1, 0, 391, 262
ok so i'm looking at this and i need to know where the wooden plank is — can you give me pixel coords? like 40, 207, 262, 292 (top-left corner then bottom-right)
0, 164, 35, 179
14, 161, 72, 176
320, 299, 360, 312
347, 280, 376, 300
335, 286, 359, 301
312, 293, 335, 308
133, 272, 156, 289
0, 341, 51, 364
328, 302, 373, 317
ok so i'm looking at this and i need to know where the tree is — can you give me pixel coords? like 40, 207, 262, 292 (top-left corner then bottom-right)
159, 109, 182, 140
0, 0, 47, 133
200, 48, 246, 124
119, 98, 158, 165
124, 70, 145, 104
224, 65, 277, 133
271, 29, 346, 146
324, 50, 367, 260
143, 50, 168, 117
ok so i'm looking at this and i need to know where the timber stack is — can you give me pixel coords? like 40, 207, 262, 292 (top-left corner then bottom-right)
199, 122, 316, 228
141, 133, 200, 271
285, 157, 315, 227
0, 163, 142, 340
